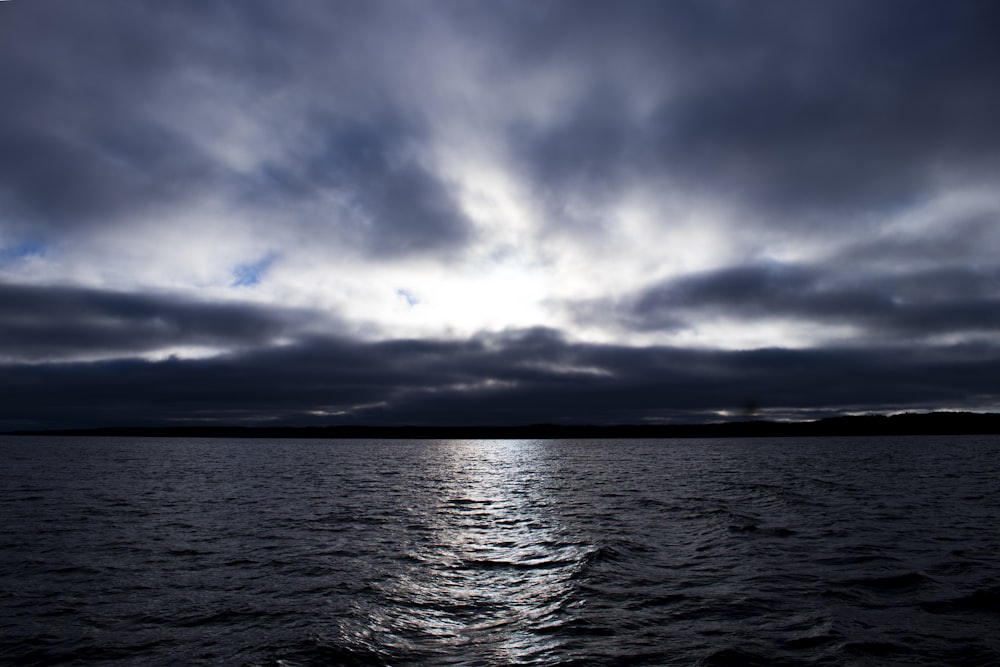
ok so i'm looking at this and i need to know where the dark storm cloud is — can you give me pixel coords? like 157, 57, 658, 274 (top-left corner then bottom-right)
581, 262, 1000, 341
0, 283, 317, 360
4, 0, 997, 246
0, 0, 471, 256
2, 328, 999, 430
254, 114, 471, 257
505, 0, 1000, 224
0, 2, 221, 231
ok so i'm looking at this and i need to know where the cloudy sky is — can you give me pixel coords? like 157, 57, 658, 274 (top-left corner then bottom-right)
2, 0, 999, 429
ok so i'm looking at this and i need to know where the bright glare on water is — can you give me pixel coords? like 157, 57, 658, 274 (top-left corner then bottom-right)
1, 436, 999, 665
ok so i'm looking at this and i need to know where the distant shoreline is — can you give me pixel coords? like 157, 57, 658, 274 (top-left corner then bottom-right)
4, 412, 1000, 439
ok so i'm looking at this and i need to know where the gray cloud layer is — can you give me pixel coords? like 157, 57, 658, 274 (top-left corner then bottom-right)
0, 283, 319, 361
5, 1, 999, 242
2, 1, 999, 427
503, 1, 1000, 227
595, 261, 1000, 341
3, 321, 997, 430
0, 1, 473, 257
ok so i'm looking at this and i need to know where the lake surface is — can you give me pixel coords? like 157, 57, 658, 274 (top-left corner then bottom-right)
1, 435, 998, 666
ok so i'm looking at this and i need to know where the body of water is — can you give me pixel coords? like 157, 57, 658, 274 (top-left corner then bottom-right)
1, 435, 998, 665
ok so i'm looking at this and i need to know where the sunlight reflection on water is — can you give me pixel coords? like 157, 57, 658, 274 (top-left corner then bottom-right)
339, 440, 588, 664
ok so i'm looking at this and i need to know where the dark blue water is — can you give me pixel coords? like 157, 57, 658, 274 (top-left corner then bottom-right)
1, 436, 998, 666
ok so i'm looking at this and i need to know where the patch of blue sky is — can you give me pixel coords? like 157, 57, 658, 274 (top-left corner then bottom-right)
0, 240, 47, 262
396, 288, 419, 306
232, 253, 276, 287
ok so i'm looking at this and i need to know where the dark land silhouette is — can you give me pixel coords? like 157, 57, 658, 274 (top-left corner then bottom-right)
7, 411, 1000, 439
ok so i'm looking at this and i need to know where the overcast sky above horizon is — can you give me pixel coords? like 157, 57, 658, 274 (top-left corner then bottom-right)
2, 0, 999, 429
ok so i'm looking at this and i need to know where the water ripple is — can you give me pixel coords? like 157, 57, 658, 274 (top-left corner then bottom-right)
1, 435, 999, 665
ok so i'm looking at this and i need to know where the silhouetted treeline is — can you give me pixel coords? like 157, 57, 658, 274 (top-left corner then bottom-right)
7, 411, 1000, 439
